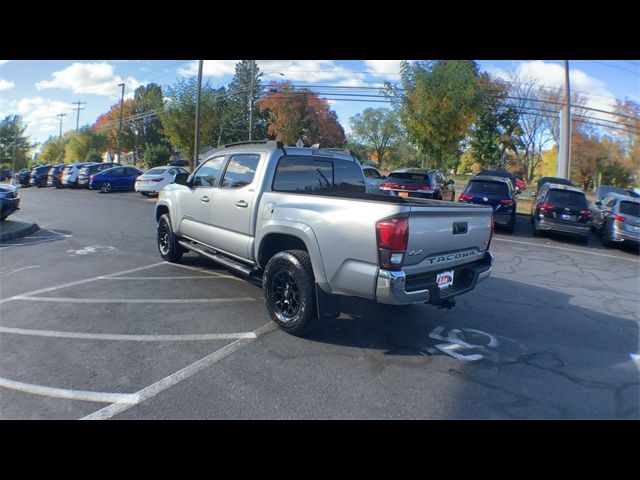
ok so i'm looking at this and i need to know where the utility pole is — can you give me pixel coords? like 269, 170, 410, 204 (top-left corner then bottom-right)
557, 61, 572, 179
57, 113, 66, 138
118, 83, 125, 163
248, 60, 255, 141
193, 60, 204, 171
11, 139, 16, 184
72, 101, 86, 131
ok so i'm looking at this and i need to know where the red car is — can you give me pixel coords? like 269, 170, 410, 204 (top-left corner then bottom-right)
515, 178, 527, 191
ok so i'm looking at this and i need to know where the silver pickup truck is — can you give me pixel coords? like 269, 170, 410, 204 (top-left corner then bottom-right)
155, 141, 494, 335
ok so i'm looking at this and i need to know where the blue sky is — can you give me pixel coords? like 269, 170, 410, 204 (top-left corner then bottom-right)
0, 59, 638, 147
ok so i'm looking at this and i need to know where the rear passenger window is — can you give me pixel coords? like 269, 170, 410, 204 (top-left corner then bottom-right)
221, 154, 260, 189
333, 160, 366, 193
273, 156, 334, 193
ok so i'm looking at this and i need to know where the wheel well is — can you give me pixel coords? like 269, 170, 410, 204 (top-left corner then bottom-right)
156, 205, 170, 222
259, 234, 308, 268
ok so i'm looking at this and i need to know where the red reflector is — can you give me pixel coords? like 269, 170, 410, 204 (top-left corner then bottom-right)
580, 210, 592, 216
500, 199, 514, 205
612, 215, 627, 222
539, 203, 553, 211
459, 193, 472, 202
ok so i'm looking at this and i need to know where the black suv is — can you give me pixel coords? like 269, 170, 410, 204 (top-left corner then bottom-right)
531, 183, 592, 243
379, 168, 455, 200
77, 162, 118, 188
30, 165, 52, 187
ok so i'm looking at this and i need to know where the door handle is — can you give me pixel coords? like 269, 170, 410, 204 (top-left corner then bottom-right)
235, 200, 248, 208
200, 196, 209, 203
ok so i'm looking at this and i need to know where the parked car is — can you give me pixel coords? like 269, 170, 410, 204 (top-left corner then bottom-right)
16, 168, 32, 187
458, 175, 519, 233
0, 168, 12, 181
77, 163, 118, 188
531, 183, 592, 243
591, 193, 640, 248
0, 184, 20, 221
476, 170, 525, 192
361, 165, 387, 194
61, 162, 97, 188
30, 165, 52, 187
156, 140, 494, 335
379, 168, 455, 200
46, 164, 65, 187
594, 185, 640, 203
89, 166, 143, 193
134, 166, 190, 196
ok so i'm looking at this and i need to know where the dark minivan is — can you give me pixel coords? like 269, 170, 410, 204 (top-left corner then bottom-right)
459, 175, 518, 232
531, 183, 592, 243
77, 162, 118, 188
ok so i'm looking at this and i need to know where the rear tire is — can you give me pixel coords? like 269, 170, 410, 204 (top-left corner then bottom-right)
100, 182, 112, 193
157, 214, 184, 263
263, 250, 318, 336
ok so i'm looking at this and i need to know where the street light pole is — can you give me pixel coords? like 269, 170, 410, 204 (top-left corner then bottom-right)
248, 60, 255, 141
118, 83, 125, 163
193, 60, 204, 171
72, 101, 86, 131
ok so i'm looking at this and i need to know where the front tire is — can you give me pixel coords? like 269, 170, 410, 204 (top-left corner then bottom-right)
263, 250, 318, 335
157, 214, 184, 263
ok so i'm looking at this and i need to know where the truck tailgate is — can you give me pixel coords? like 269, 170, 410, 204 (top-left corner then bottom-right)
403, 203, 493, 275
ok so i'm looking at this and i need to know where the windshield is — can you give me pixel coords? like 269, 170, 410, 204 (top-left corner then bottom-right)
387, 172, 429, 182
619, 201, 640, 217
546, 190, 588, 209
466, 180, 509, 196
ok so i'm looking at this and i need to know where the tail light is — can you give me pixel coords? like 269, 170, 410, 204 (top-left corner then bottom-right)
90, 175, 94, 183
580, 210, 592, 217
379, 182, 397, 190
459, 193, 473, 202
376, 216, 409, 271
500, 199, 514, 206
612, 215, 627, 222
539, 203, 553, 212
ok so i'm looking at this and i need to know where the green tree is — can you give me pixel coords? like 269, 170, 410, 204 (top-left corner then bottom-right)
38, 135, 68, 165
143, 142, 172, 169
349, 108, 402, 168
397, 60, 483, 169
132, 83, 167, 155
223, 60, 268, 143
63, 127, 107, 163
0, 115, 32, 171
160, 78, 225, 168
469, 74, 520, 170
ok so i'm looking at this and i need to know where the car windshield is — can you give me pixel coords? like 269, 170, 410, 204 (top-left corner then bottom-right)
388, 172, 428, 182
619, 201, 640, 217
466, 180, 509, 196
547, 190, 588, 209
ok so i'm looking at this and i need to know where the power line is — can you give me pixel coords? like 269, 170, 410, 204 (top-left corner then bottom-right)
592, 60, 639, 76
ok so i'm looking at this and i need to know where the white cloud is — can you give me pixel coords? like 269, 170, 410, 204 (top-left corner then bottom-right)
0, 97, 75, 141
488, 60, 621, 124
177, 60, 238, 78
0, 78, 15, 91
363, 60, 403, 77
35, 62, 146, 98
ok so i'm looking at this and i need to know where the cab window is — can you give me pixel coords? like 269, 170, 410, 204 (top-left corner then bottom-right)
193, 156, 226, 187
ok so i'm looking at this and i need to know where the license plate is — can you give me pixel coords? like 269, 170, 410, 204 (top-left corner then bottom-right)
398, 191, 409, 198
561, 214, 576, 221
436, 270, 454, 289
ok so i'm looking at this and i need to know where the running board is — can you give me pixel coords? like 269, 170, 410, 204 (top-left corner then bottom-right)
177, 240, 255, 276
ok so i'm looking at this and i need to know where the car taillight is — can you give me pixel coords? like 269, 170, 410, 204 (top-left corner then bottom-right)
580, 210, 592, 216
612, 214, 627, 222
376, 216, 409, 271
487, 219, 494, 251
90, 175, 94, 182
380, 182, 399, 190
459, 193, 473, 202
539, 203, 553, 211
500, 199, 514, 206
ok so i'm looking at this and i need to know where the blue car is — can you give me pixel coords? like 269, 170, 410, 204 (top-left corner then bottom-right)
459, 175, 519, 233
89, 166, 143, 193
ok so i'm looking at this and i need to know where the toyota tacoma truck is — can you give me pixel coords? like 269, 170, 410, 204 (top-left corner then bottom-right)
155, 141, 494, 335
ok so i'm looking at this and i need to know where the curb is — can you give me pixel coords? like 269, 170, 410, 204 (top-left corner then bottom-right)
0, 221, 40, 242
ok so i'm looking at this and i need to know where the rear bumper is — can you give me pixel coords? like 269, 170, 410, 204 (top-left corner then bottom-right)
1, 197, 20, 216
611, 226, 640, 243
375, 252, 493, 305
135, 183, 162, 193
493, 212, 514, 226
538, 217, 590, 236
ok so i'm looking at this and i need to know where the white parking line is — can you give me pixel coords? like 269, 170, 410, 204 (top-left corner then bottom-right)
493, 237, 640, 262
0, 265, 41, 277
0, 262, 165, 305
100, 276, 228, 280
168, 262, 241, 279
12, 296, 256, 304
0, 326, 258, 341
0, 376, 139, 404
81, 322, 277, 420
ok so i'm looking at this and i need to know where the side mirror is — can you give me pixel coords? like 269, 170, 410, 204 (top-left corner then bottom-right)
514, 186, 521, 195
595, 201, 602, 207
174, 172, 189, 186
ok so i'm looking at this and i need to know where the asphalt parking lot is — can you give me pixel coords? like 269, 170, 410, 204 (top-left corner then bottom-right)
0, 187, 638, 419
